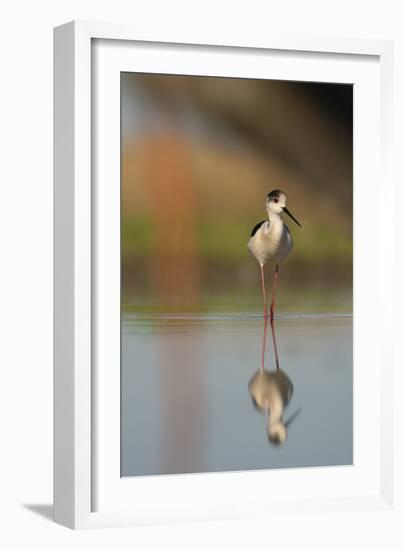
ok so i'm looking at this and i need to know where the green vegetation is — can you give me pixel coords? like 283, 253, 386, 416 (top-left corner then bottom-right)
122, 217, 352, 263
122, 284, 352, 315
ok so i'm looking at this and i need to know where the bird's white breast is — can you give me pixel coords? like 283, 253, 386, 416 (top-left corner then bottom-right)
248, 369, 293, 421
248, 218, 293, 266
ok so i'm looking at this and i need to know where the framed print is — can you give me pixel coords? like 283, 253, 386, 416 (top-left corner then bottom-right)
54, 21, 398, 529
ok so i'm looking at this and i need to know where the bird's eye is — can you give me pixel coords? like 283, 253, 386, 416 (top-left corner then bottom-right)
273, 198, 279, 203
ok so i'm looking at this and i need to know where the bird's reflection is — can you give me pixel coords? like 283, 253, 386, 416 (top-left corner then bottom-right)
248, 316, 301, 445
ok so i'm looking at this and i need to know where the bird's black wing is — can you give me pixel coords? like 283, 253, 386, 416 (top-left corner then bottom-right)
250, 220, 267, 237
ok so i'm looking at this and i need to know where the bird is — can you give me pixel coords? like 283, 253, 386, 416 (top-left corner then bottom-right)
248, 317, 301, 444
248, 366, 295, 444
247, 190, 302, 319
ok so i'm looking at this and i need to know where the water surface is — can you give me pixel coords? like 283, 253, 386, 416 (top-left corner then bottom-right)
121, 307, 352, 477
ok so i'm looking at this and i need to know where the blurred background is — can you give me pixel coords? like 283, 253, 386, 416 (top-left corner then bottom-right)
121, 74, 353, 475
121, 73, 353, 313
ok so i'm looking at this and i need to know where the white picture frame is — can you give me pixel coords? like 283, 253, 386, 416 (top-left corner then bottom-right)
54, 20, 398, 529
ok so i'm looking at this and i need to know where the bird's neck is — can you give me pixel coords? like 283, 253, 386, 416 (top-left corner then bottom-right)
267, 393, 284, 424
267, 211, 283, 225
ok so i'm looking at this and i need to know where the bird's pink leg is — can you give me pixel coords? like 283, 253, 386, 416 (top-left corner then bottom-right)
270, 264, 280, 321
270, 317, 280, 370
260, 263, 268, 319
261, 314, 268, 371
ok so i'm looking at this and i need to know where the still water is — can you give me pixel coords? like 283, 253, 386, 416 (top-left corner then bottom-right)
121, 299, 353, 477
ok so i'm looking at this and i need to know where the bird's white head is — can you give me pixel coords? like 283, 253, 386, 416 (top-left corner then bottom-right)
266, 189, 287, 215
267, 421, 287, 445
265, 189, 302, 228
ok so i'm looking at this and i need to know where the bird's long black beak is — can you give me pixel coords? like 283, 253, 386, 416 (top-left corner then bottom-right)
284, 407, 302, 428
283, 207, 302, 228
